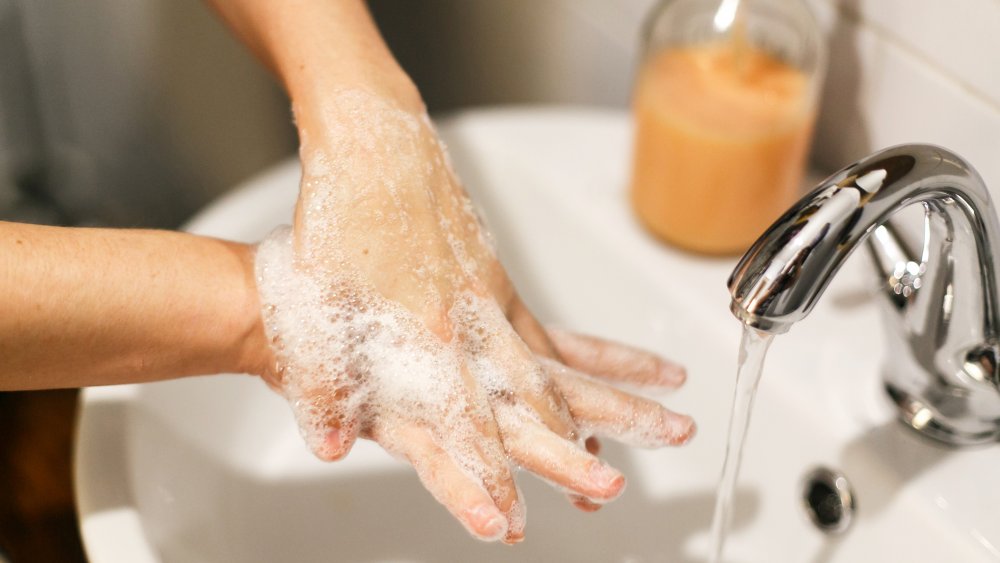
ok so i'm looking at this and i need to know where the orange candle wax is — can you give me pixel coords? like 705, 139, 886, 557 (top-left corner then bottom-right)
631, 43, 816, 255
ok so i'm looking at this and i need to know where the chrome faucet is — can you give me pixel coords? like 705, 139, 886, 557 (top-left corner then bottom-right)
728, 144, 1000, 446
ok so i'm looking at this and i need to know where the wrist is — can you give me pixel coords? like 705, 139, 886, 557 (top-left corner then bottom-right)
245, 0, 423, 128
290, 70, 424, 145
230, 241, 278, 383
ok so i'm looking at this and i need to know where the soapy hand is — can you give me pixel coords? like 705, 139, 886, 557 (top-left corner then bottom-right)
255, 90, 695, 543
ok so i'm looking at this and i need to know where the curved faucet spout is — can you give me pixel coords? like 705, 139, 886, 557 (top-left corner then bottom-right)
728, 144, 1000, 445
729, 145, 1000, 334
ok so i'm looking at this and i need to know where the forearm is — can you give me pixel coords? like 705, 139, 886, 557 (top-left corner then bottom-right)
205, 0, 429, 267
204, 0, 422, 120
0, 222, 269, 390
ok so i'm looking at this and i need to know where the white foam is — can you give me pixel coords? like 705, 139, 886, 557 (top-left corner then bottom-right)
252, 89, 668, 539
255, 222, 544, 536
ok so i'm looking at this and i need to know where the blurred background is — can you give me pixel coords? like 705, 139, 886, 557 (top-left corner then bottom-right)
2, 0, 997, 229
0, 0, 998, 560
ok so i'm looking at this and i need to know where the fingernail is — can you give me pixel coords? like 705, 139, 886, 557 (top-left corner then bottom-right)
467, 504, 508, 541
572, 496, 603, 512
589, 462, 625, 496
503, 531, 525, 545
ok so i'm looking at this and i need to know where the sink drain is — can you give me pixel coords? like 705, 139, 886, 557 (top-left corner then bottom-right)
801, 467, 856, 534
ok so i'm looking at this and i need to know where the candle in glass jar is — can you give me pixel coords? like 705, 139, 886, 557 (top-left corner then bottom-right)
631, 43, 817, 255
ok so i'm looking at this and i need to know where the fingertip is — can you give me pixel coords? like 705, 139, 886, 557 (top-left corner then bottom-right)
503, 530, 525, 544
464, 503, 509, 542
677, 416, 697, 445
503, 498, 526, 543
570, 495, 603, 512
588, 462, 626, 501
665, 414, 697, 446
317, 426, 357, 461
659, 362, 687, 387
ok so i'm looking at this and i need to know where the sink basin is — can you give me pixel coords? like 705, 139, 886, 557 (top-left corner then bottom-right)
75, 108, 1000, 562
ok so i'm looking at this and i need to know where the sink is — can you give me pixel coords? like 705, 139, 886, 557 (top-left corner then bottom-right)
75, 108, 1000, 562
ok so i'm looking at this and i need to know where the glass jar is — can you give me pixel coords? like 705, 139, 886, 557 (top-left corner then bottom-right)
630, 0, 826, 255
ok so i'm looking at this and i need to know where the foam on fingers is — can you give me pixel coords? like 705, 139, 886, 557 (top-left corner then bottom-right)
256, 227, 530, 539
498, 406, 626, 503
391, 426, 510, 542
545, 327, 688, 388
253, 88, 693, 543
540, 357, 696, 447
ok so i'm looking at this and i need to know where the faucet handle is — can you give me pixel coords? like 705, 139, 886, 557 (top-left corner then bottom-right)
868, 190, 1000, 445
867, 220, 924, 311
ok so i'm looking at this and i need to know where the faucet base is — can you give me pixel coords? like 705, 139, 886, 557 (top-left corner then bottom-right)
885, 383, 1000, 446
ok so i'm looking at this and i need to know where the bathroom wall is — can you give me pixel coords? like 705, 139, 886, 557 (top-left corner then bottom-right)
368, 0, 656, 111
372, 0, 1000, 196
7, 0, 295, 227
809, 0, 1000, 192
0, 0, 48, 220
3, 0, 995, 226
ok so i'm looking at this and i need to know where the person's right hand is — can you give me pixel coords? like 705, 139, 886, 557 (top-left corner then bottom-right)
254, 88, 695, 543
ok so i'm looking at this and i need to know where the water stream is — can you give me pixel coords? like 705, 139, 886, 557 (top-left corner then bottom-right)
708, 325, 774, 562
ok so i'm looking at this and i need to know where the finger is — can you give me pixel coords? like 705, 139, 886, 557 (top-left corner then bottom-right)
499, 409, 626, 503
541, 358, 696, 447
463, 401, 527, 544
388, 425, 515, 542
545, 327, 687, 388
507, 296, 559, 358
316, 422, 360, 461
568, 438, 604, 510
422, 376, 527, 544
569, 494, 603, 512
513, 365, 579, 443
474, 309, 578, 442
290, 386, 360, 462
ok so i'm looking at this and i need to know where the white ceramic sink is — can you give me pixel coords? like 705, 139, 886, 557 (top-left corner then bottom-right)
76, 108, 1000, 562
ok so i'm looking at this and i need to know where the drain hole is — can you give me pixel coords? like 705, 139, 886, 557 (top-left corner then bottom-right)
801, 467, 855, 535
806, 480, 844, 526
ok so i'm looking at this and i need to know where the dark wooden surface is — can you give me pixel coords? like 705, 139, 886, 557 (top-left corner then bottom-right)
0, 389, 88, 562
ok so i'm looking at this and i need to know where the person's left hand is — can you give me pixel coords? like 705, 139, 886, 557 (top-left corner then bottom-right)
254, 88, 695, 543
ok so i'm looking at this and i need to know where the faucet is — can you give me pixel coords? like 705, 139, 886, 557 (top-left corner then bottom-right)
728, 144, 1000, 446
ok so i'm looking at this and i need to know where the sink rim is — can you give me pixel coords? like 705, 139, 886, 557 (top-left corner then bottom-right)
73, 107, 1000, 562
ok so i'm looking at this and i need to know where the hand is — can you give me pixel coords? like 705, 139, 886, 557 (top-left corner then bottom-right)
255, 89, 695, 543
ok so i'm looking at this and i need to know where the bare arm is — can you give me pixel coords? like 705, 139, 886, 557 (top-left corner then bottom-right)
0, 0, 694, 544
0, 222, 268, 390
203, 0, 694, 544
3, 0, 392, 391
205, 0, 423, 118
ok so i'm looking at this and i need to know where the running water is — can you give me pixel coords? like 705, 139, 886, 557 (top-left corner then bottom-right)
708, 325, 774, 562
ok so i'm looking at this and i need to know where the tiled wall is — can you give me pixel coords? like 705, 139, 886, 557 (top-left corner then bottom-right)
810, 0, 1000, 193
